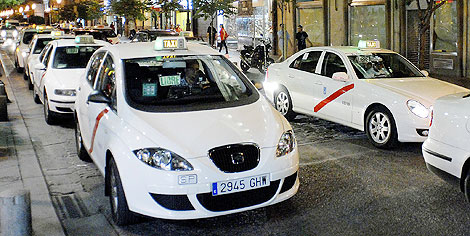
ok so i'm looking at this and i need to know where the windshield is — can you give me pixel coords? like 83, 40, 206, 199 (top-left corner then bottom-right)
23, 31, 52, 44
53, 46, 101, 69
124, 55, 258, 112
33, 38, 52, 54
1, 26, 16, 30
348, 53, 423, 79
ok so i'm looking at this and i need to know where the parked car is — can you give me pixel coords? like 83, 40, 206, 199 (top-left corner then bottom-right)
264, 40, 469, 148
422, 92, 470, 201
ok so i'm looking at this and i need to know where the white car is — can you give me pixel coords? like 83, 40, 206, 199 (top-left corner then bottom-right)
24, 32, 74, 88
15, 26, 53, 72
422, 92, 470, 200
74, 37, 299, 225
32, 35, 109, 124
264, 40, 469, 148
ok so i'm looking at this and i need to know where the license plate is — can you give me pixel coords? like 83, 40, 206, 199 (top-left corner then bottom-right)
212, 174, 270, 196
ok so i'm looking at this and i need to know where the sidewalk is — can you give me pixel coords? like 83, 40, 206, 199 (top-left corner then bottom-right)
0, 53, 65, 235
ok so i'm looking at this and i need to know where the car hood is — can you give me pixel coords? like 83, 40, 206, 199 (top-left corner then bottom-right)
366, 77, 469, 105
47, 69, 84, 89
129, 98, 287, 159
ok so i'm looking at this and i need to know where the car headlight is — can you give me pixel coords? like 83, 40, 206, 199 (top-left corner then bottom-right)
407, 100, 429, 118
1, 30, 6, 37
12, 30, 18, 38
133, 148, 193, 171
276, 130, 295, 157
54, 89, 76, 96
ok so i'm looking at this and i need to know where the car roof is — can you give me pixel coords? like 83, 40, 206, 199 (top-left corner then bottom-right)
51, 39, 110, 47
36, 34, 74, 39
306, 46, 397, 55
102, 41, 221, 60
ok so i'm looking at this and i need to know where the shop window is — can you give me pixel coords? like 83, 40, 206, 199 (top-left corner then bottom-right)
349, 4, 386, 47
432, 1, 457, 53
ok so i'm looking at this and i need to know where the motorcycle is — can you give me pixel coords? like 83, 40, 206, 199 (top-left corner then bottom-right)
240, 37, 275, 73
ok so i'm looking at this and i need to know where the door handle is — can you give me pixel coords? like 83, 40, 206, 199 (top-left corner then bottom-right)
288, 75, 294, 78
314, 82, 322, 85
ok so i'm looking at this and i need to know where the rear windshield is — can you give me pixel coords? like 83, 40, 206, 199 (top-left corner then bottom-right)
33, 38, 52, 54
52, 46, 101, 69
124, 55, 258, 112
22, 31, 52, 44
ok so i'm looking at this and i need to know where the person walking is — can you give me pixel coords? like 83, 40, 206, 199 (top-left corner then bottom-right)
295, 25, 313, 51
219, 24, 229, 55
207, 25, 216, 48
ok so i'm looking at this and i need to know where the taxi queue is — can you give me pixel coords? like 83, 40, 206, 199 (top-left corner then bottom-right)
10, 25, 470, 226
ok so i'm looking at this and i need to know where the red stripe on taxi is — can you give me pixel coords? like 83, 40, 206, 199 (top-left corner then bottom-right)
89, 108, 109, 154
314, 84, 354, 112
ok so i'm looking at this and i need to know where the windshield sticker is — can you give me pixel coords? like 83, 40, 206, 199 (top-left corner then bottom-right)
159, 75, 181, 86
142, 83, 157, 96
66, 47, 79, 54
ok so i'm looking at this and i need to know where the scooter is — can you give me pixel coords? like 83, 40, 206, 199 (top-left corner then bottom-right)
240, 37, 275, 73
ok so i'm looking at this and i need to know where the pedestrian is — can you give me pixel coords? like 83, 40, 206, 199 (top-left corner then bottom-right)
278, 24, 292, 60
219, 24, 229, 54
175, 24, 182, 33
295, 25, 313, 51
110, 22, 115, 32
207, 25, 216, 47
129, 28, 136, 39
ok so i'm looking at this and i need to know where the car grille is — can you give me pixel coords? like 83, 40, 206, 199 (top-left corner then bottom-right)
208, 144, 260, 173
196, 180, 280, 212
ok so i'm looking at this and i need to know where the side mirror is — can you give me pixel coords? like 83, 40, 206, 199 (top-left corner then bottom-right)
332, 72, 349, 82
421, 70, 429, 77
87, 90, 111, 104
34, 63, 46, 71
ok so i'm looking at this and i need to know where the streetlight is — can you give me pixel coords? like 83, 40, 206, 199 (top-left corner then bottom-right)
32, 3, 36, 10
25, 5, 30, 12
19, 7, 24, 13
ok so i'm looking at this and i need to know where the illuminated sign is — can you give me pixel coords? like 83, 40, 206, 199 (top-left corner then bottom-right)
358, 40, 380, 49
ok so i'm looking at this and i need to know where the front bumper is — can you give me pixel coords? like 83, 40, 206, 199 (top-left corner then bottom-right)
48, 96, 76, 113
115, 146, 300, 220
422, 138, 468, 180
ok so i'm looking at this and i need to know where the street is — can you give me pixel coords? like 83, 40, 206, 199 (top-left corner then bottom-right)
2, 48, 470, 236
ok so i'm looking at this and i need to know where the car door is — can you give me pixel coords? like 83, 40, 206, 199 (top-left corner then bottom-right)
32, 44, 51, 90
285, 51, 323, 113
38, 44, 55, 100
77, 51, 107, 152
86, 53, 118, 171
314, 51, 354, 124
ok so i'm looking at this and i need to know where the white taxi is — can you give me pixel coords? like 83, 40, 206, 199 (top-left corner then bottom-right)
264, 40, 469, 148
32, 36, 109, 124
422, 92, 470, 201
14, 25, 53, 72
74, 37, 299, 225
24, 31, 74, 88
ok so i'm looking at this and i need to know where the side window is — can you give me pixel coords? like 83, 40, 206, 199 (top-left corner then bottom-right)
289, 51, 322, 73
321, 52, 347, 78
86, 52, 106, 87
38, 44, 50, 62
96, 55, 116, 110
42, 46, 53, 67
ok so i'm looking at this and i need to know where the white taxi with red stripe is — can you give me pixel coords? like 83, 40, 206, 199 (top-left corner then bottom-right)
32, 35, 110, 124
264, 40, 469, 148
74, 37, 299, 225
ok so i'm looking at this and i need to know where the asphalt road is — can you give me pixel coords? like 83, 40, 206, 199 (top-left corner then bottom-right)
3, 49, 470, 236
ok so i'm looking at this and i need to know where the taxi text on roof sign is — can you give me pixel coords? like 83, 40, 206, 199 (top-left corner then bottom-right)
358, 40, 381, 49
51, 31, 64, 36
75, 35, 94, 44
154, 37, 187, 51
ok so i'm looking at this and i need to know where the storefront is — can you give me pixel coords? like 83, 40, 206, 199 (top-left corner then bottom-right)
348, 0, 390, 48
429, 0, 463, 77
296, 0, 326, 47
236, 0, 272, 50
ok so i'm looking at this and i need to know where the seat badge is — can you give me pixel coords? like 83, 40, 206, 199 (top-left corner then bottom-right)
231, 152, 245, 165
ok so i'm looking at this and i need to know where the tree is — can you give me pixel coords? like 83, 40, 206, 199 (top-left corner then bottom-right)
406, 0, 448, 69
193, 0, 236, 29
77, 0, 103, 22
0, 0, 24, 11
153, 0, 181, 29
58, 4, 77, 22
110, 0, 150, 34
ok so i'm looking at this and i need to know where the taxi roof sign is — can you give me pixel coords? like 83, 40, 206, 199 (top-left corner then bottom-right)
358, 40, 380, 49
75, 35, 94, 44
51, 31, 64, 36
154, 37, 187, 51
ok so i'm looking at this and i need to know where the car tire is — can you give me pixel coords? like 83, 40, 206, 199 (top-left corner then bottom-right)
33, 85, 41, 104
43, 92, 58, 125
365, 106, 398, 149
241, 61, 250, 72
274, 87, 296, 121
109, 158, 138, 226
464, 170, 470, 202
75, 118, 91, 162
